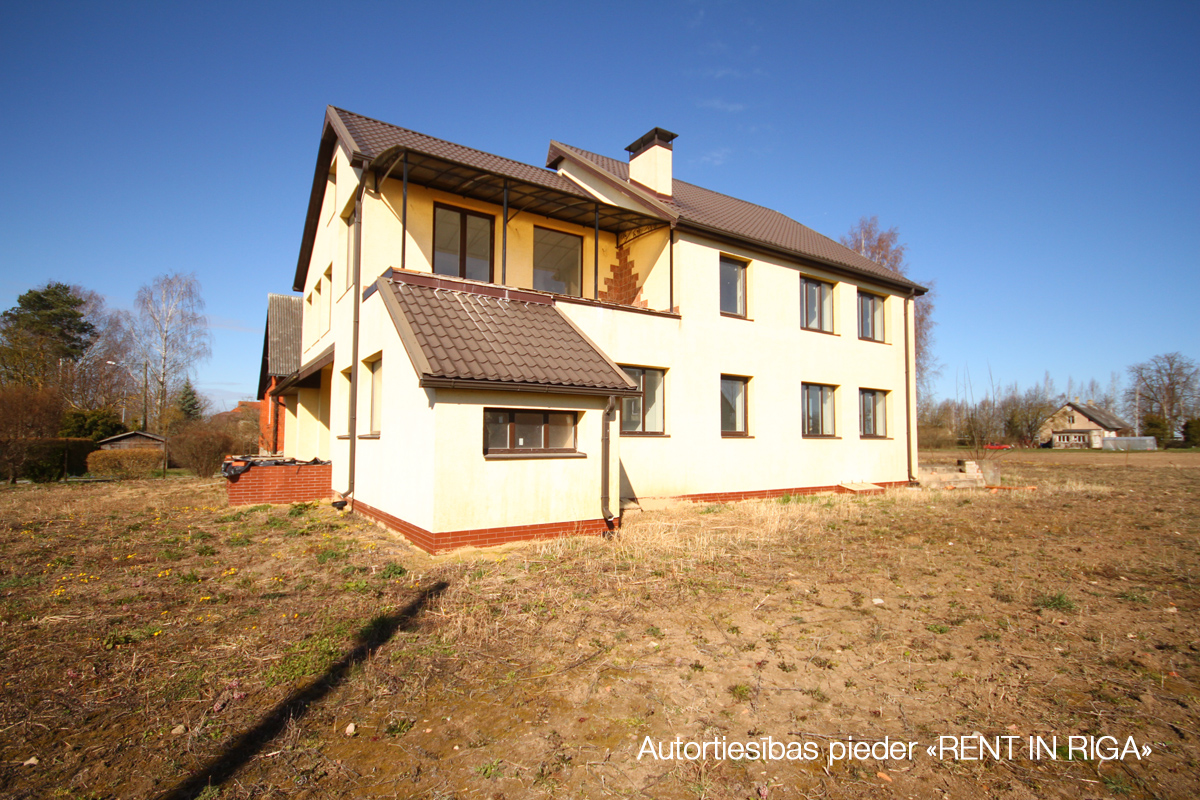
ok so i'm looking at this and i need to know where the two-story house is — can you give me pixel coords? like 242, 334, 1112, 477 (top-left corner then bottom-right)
257, 106, 926, 553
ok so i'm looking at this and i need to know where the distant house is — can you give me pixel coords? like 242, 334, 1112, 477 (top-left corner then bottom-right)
256, 294, 302, 454
1040, 401, 1132, 449
96, 431, 165, 451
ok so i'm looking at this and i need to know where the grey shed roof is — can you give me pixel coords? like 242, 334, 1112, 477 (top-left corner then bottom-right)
257, 293, 303, 398
547, 141, 926, 293
374, 271, 638, 397
1066, 402, 1132, 431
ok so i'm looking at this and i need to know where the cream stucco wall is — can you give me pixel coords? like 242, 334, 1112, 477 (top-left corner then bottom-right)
557, 230, 916, 499
429, 389, 613, 532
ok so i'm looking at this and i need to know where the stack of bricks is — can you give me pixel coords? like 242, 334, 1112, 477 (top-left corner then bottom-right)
225, 463, 332, 506
600, 248, 647, 308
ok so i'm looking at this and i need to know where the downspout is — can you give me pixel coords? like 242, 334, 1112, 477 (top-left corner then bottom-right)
904, 289, 915, 483
502, 179, 508, 284
593, 204, 600, 300
601, 396, 617, 531
669, 226, 675, 312
345, 172, 369, 505
400, 153, 408, 273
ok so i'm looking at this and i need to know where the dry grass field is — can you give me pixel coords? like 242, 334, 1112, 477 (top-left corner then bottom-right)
1, 455, 1197, 799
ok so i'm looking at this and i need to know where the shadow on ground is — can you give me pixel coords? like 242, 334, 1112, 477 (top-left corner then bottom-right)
157, 580, 449, 800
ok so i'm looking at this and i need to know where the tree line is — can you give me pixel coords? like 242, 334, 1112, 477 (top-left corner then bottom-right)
919, 353, 1200, 449
0, 274, 253, 481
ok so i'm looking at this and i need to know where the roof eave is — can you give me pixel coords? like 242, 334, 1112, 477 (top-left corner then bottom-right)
419, 376, 640, 397
675, 219, 927, 295
293, 108, 359, 293
547, 142, 679, 224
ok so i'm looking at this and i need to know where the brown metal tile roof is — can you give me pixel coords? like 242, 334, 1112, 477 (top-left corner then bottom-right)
548, 142, 925, 292
331, 108, 588, 196
375, 272, 638, 396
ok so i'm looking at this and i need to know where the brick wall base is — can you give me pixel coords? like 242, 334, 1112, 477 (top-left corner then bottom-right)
348, 498, 613, 555
225, 463, 333, 506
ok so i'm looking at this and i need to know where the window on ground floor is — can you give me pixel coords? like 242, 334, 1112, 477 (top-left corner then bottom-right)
368, 357, 383, 434
485, 409, 578, 454
620, 366, 665, 434
802, 383, 835, 436
860, 388, 887, 437
720, 375, 748, 436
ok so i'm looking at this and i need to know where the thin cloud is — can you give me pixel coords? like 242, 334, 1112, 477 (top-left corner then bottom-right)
698, 148, 732, 166
207, 315, 258, 333
698, 98, 746, 113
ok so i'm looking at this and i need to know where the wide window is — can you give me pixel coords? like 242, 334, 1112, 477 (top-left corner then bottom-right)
860, 389, 887, 437
485, 409, 577, 454
720, 256, 746, 316
533, 227, 582, 296
720, 375, 748, 435
802, 383, 835, 436
620, 367, 665, 434
434, 205, 493, 282
802, 278, 834, 332
858, 291, 884, 342
368, 358, 383, 434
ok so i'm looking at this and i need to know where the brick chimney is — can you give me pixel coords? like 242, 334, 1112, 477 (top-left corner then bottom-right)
626, 127, 677, 197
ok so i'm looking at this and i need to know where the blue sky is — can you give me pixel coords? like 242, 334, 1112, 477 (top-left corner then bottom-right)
2, 0, 1196, 409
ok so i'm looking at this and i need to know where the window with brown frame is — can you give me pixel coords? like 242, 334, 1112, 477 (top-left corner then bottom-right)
719, 256, 747, 316
860, 389, 887, 437
368, 358, 383, 434
802, 382, 835, 436
484, 409, 578, 454
620, 366, 665, 434
802, 278, 834, 332
434, 205, 494, 282
720, 375, 748, 435
533, 227, 582, 296
858, 291, 885, 342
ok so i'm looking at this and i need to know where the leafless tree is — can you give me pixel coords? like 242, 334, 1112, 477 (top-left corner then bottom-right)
1001, 379, 1061, 446
840, 216, 941, 401
1124, 352, 1199, 438
127, 274, 211, 435
57, 288, 136, 413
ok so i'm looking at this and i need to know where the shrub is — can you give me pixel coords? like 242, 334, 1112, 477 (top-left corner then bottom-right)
169, 423, 235, 477
22, 438, 97, 482
1181, 418, 1200, 449
87, 448, 162, 479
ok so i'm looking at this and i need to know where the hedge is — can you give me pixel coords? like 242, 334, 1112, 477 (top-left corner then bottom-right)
22, 438, 97, 483
86, 448, 162, 479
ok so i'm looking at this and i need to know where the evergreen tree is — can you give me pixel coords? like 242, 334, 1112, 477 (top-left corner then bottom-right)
177, 379, 204, 423
0, 282, 97, 387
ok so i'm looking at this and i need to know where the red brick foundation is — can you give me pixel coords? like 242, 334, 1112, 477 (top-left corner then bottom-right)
349, 498, 613, 555
225, 463, 333, 506
675, 480, 912, 504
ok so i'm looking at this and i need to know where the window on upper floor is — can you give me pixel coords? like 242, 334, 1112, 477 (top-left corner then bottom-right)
345, 204, 358, 291
858, 291, 884, 342
434, 205, 494, 283
802, 383, 836, 437
533, 227, 582, 296
720, 375, 748, 436
323, 266, 333, 332
720, 256, 746, 317
802, 278, 834, 333
620, 367, 665, 434
860, 389, 887, 437
484, 409, 578, 455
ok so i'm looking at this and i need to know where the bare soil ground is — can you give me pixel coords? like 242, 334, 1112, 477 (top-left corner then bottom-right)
1, 457, 1197, 800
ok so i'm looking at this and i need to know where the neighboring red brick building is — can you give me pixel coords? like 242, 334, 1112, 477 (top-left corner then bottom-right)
256, 294, 302, 454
